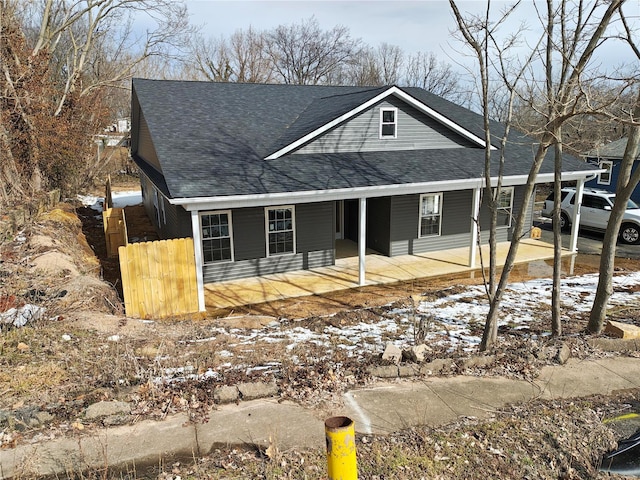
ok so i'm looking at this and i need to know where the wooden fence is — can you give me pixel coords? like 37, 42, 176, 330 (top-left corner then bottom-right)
103, 207, 128, 257
118, 237, 199, 319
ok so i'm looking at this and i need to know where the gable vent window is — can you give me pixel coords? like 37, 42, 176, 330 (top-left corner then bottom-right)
380, 107, 397, 139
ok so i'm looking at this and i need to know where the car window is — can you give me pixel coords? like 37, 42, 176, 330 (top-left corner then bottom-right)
582, 195, 609, 209
627, 199, 640, 209
545, 190, 571, 202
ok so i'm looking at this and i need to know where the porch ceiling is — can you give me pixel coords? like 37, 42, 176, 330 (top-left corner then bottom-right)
204, 239, 568, 310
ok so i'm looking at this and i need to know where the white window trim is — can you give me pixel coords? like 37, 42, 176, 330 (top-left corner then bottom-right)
495, 186, 514, 228
418, 193, 443, 237
265, 205, 296, 257
597, 160, 613, 185
379, 107, 398, 139
200, 210, 234, 264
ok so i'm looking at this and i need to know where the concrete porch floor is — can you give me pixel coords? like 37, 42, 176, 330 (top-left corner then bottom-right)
204, 238, 568, 310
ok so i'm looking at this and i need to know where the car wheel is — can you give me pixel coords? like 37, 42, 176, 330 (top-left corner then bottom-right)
620, 223, 640, 245
559, 212, 570, 232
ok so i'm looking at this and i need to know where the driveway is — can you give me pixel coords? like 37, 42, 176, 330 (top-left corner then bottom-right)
535, 217, 640, 259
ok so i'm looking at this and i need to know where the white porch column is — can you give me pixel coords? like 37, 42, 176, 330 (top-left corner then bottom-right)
569, 179, 585, 253
358, 197, 367, 286
469, 187, 481, 268
191, 211, 206, 312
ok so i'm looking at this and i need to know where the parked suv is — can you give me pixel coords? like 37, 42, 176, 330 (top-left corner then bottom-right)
542, 187, 640, 244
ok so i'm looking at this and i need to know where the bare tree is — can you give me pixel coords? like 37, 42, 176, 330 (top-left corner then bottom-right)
588, 7, 640, 333
338, 42, 403, 86
263, 16, 361, 85
23, 0, 192, 115
190, 27, 273, 83
451, 0, 625, 350
404, 51, 463, 100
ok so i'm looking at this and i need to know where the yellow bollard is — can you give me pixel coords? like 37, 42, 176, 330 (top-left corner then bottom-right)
325, 416, 357, 480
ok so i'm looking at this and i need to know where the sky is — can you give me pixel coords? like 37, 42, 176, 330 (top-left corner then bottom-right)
183, 0, 640, 76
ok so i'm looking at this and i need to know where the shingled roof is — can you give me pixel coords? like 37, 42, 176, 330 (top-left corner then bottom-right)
587, 137, 639, 160
131, 78, 599, 201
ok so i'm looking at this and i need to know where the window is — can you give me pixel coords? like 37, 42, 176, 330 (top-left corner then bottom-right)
266, 206, 295, 256
598, 160, 613, 185
419, 193, 442, 237
201, 211, 233, 263
495, 187, 514, 227
379, 107, 397, 138
582, 194, 609, 210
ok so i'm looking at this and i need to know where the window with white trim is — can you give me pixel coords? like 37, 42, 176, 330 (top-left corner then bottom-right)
379, 107, 397, 138
419, 193, 442, 237
266, 206, 295, 256
495, 187, 514, 227
201, 211, 233, 263
598, 160, 613, 185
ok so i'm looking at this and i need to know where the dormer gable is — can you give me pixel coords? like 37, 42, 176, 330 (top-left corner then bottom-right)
265, 86, 491, 159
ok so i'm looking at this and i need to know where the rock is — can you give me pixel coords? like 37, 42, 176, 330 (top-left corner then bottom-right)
420, 358, 454, 376
102, 415, 130, 427
381, 342, 402, 364
588, 338, 640, 352
85, 401, 131, 420
461, 355, 495, 370
398, 365, 419, 377
403, 344, 430, 363
367, 365, 398, 378
237, 382, 278, 401
605, 320, 640, 340
556, 343, 571, 365
214, 386, 239, 404
35, 411, 54, 424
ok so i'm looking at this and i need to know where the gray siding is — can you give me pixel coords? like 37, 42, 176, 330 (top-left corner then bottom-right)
389, 191, 475, 256
389, 195, 419, 256
478, 186, 532, 242
159, 201, 192, 239
138, 174, 191, 240
367, 197, 391, 255
203, 202, 335, 283
296, 96, 473, 154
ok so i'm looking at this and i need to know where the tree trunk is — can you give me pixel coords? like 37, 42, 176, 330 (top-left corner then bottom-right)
588, 99, 640, 333
551, 133, 563, 336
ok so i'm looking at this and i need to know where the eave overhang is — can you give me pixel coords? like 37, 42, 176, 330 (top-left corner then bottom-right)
169, 169, 599, 211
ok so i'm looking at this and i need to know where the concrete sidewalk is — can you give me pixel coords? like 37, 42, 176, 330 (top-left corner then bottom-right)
2, 356, 640, 478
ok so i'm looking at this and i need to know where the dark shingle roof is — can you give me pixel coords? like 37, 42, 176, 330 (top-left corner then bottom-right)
132, 78, 598, 200
587, 137, 639, 160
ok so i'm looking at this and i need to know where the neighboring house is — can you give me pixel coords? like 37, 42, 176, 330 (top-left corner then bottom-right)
130, 79, 599, 311
585, 137, 640, 203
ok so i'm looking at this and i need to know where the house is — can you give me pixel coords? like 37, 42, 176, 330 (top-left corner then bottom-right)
130, 79, 599, 311
585, 137, 640, 202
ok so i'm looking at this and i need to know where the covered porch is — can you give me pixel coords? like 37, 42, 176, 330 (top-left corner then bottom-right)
204, 238, 570, 310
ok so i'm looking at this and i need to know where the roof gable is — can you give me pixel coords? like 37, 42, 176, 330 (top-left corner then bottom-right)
265, 86, 490, 159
